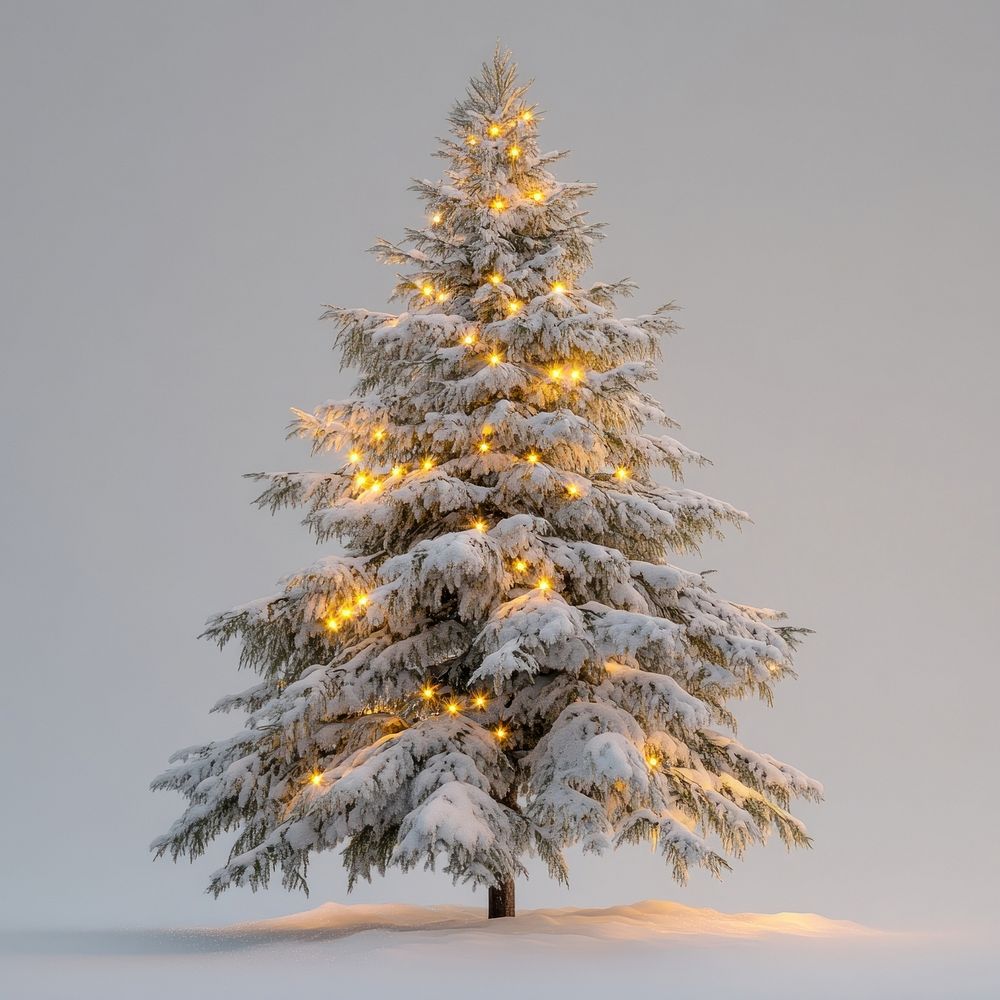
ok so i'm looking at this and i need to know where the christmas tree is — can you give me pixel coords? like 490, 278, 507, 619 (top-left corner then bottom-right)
152, 48, 821, 919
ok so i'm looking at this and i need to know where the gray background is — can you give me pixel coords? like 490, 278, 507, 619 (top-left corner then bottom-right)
2, 1, 997, 934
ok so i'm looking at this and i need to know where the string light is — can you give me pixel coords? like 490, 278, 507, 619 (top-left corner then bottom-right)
536, 578, 552, 591
436, 291, 449, 302
472, 693, 488, 710
507, 300, 522, 314
569, 368, 583, 382
614, 467, 630, 481
471, 518, 487, 532
481, 424, 493, 436
513, 559, 528, 573
354, 472, 369, 488
467, 134, 478, 146
370, 480, 383, 492
421, 457, 435, 471
551, 282, 566, 294
490, 197, 506, 212
488, 124, 502, 138
526, 452, 540, 464
565, 484, 580, 498
488, 352, 502, 366
488, 273, 503, 285
421, 284, 434, 297
461, 331, 477, 346
421, 685, 436, 701
339, 606, 353, 620
356, 594, 369, 606
390, 466, 404, 478
431, 212, 443, 225
494, 724, 509, 742
549, 366, 563, 379
347, 450, 362, 464
529, 190, 545, 202
478, 441, 491, 453
646, 753, 661, 770
373, 429, 385, 441
508, 145, 521, 159
521, 110, 533, 122
445, 700, 461, 715
324, 616, 341, 632
309, 772, 324, 786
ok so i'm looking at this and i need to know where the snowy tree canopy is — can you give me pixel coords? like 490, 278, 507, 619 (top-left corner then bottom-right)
152, 48, 820, 903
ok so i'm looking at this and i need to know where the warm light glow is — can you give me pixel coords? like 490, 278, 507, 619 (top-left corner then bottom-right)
481, 424, 493, 436
354, 472, 369, 488
536, 578, 551, 591
347, 450, 362, 464
472, 693, 488, 710
551, 282, 566, 294
431, 212, 443, 225
507, 300, 522, 314
513, 559, 528, 573
565, 483, 580, 497
389, 466, 402, 478
421, 685, 436, 701
445, 700, 460, 715
324, 616, 340, 632
521, 110, 533, 122
490, 197, 506, 212
569, 368, 583, 382
477, 441, 491, 453
488, 124, 502, 137
310, 772, 323, 786
421, 284, 434, 297
488, 353, 502, 366
614, 466, 630, 480
488, 273, 503, 285
530, 190, 545, 202
526, 452, 540, 464
494, 724, 508, 741
436, 291, 449, 302
373, 429, 385, 441
466, 134, 478, 146
471, 518, 487, 532
370, 480, 383, 492
421, 457, 435, 471
646, 754, 661, 769
549, 366, 563, 379
356, 594, 369, 606
508, 145, 521, 159
339, 606, 353, 620
461, 332, 477, 346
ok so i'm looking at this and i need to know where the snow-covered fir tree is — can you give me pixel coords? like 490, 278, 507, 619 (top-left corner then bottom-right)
153, 48, 821, 919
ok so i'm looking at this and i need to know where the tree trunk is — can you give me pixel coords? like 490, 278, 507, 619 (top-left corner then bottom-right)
488, 875, 516, 918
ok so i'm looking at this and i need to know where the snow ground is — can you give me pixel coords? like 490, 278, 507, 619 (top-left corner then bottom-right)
2, 900, 995, 999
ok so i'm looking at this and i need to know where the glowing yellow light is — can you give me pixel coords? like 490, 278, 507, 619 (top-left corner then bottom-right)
488, 273, 503, 285
310, 772, 323, 786
481, 424, 493, 436
354, 473, 369, 487
508, 145, 521, 159
421, 284, 434, 297
488, 124, 502, 137
526, 452, 540, 464
421, 685, 436, 701
507, 300, 522, 314
521, 110, 533, 122
530, 190, 545, 202
421, 457, 435, 471
488, 353, 502, 366
472, 693, 488, 710
472, 518, 487, 532
436, 291, 449, 302
356, 594, 369, 606
536, 578, 551, 591
513, 559, 528, 573
570, 368, 583, 382
494, 724, 509, 741
549, 366, 563, 379
370, 480, 383, 492
467, 134, 478, 146
347, 450, 362, 464
461, 331, 477, 346
614, 467, 630, 481
339, 607, 353, 620
431, 212, 443, 225
390, 465, 404, 478
490, 197, 506, 212
324, 616, 340, 632
551, 282, 566, 294
646, 754, 661, 769
565, 483, 580, 497
445, 700, 460, 715
478, 441, 491, 453
373, 429, 385, 441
